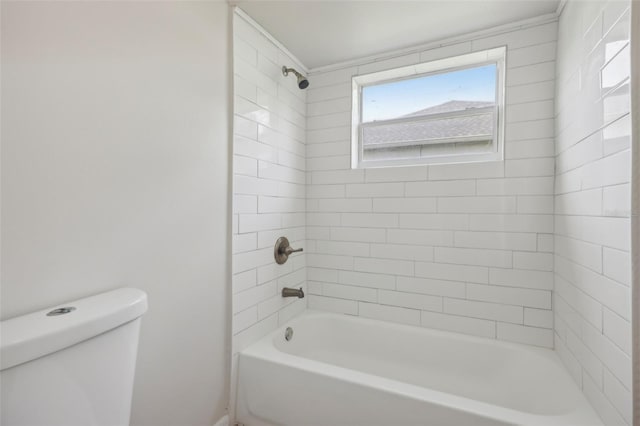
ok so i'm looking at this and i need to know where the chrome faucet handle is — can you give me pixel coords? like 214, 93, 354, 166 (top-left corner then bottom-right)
274, 237, 304, 265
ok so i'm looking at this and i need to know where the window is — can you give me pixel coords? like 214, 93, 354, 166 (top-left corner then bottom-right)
351, 47, 506, 168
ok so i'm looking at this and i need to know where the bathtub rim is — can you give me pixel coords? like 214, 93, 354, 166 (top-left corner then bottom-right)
238, 309, 603, 426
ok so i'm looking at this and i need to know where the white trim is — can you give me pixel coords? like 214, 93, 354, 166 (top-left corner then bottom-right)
309, 12, 557, 74
233, 6, 559, 75
232, 7, 309, 74
555, 0, 568, 17
351, 47, 506, 170
360, 153, 503, 169
629, 2, 640, 425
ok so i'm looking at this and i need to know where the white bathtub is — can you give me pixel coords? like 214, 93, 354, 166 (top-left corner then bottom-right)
236, 310, 602, 426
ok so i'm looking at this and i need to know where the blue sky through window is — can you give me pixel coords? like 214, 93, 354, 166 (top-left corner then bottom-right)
362, 64, 497, 123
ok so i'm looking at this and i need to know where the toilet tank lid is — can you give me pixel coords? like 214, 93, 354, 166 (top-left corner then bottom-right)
1, 288, 148, 371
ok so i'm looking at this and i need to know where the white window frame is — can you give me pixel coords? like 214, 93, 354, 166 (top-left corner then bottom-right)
351, 46, 506, 169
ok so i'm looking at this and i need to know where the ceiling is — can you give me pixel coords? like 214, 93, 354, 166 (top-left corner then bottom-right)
232, 1, 560, 70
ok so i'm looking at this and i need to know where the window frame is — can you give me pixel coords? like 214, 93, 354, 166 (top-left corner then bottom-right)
351, 46, 507, 169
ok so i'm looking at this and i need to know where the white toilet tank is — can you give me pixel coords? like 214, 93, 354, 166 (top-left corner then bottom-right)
1, 288, 148, 426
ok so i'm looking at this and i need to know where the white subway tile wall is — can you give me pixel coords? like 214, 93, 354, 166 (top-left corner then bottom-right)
554, 1, 631, 424
232, 14, 307, 355
305, 21, 558, 348
232, 5, 633, 424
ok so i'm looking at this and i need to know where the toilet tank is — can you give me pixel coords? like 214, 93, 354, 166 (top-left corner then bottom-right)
1, 288, 148, 426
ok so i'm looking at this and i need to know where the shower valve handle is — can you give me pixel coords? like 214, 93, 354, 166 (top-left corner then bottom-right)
274, 237, 303, 265
284, 246, 303, 255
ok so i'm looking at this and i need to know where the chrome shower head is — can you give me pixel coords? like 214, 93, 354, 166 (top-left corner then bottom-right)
282, 66, 309, 90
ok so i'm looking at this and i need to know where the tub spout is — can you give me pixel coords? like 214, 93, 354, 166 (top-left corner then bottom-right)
282, 287, 304, 298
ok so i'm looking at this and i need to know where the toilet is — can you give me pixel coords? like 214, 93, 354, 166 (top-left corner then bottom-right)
1, 288, 148, 426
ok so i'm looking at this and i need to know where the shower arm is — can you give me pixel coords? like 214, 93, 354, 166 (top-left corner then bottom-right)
282, 67, 302, 78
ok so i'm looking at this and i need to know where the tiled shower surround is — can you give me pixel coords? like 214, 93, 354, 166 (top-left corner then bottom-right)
306, 20, 558, 347
232, 1, 632, 424
231, 13, 307, 355
553, 1, 632, 424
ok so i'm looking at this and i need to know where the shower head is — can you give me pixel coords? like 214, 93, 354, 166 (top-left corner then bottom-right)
282, 66, 309, 90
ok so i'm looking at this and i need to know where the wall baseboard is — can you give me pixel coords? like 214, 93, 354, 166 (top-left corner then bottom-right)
213, 414, 229, 426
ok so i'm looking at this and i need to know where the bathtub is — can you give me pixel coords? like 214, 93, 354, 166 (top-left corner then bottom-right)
236, 310, 602, 426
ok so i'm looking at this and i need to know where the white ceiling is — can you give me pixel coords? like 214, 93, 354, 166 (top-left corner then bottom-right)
232, 1, 560, 70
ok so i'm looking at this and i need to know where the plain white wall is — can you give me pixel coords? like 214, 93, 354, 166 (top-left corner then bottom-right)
1, 2, 231, 425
